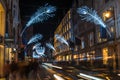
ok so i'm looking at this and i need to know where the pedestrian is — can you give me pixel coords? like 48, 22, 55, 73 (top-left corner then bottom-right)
10, 61, 18, 72
108, 59, 113, 74
4, 60, 10, 80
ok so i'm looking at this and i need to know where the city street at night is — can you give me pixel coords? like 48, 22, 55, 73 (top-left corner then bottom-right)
1, 62, 120, 80
0, 0, 120, 80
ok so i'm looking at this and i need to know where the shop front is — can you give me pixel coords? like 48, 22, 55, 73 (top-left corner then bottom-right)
0, 1, 6, 77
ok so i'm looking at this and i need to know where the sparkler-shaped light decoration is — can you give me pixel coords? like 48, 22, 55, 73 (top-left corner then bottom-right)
32, 43, 45, 57
33, 51, 41, 58
35, 46, 45, 56
46, 42, 56, 51
77, 6, 111, 37
32, 43, 41, 50
55, 34, 69, 46
27, 34, 43, 45
20, 3, 56, 36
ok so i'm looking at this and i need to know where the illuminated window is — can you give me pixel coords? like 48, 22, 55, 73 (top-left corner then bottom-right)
69, 32, 71, 38
73, 54, 78, 59
110, 26, 114, 33
87, 53, 90, 61
102, 48, 108, 65
81, 37, 85, 49
79, 54, 82, 61
80, 53, 85, 61
89, 32, 94, 46
68, 12, 71, 19
66, 55, 69, 61
98, 32, 101, 43
74, 46, 78, 51
103, 7, 114, 21
63, 56, 65, 61
69, 22, 71, 29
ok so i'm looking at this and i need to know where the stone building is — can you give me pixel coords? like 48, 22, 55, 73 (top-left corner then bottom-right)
73, 0, 120, 72
0, 0, 6, 77
54, 9, 74, 64
0, 0, 21, 77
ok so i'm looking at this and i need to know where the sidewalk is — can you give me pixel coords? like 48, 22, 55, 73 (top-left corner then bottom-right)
0, 78, 5, 80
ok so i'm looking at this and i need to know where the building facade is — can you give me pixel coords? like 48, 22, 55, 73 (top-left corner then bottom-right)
72, 0, 96, 66
0, 0, 21, 77
72, 0, 120, 72
5, 0, 21, 63
0, 0, 6, 77
94, 0, 120, 72
53, 0, 120, 73
54, 9, 74, 64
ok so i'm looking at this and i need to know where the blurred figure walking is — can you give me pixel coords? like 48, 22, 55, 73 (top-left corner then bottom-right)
4, 60, 10, 80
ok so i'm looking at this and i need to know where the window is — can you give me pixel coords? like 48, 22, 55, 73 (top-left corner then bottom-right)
89, 32, 94, 46
102, 48, 108, 65
108, 25, 115, 38
69, 22, 71, 29
81, 37, 85, 49
68, 12, 71, 19
69, 32, 71, 38
110, 26, 114, 33
103, 7, 114, 21
98, 31, 101, 43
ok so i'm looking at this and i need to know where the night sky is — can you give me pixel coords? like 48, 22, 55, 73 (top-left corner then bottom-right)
19, 0, 73, 41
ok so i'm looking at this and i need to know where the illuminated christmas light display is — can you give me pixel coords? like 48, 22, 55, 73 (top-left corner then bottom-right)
77, 6, 111, 37
32, 43, 45, 58
46, 42, 56, 51
35, 46, 45, 56
55, 34, 69, 46
32, 43, 41, 50
20, 3, 56, 36
32, 51, 41, 58
27, 34, 43, 45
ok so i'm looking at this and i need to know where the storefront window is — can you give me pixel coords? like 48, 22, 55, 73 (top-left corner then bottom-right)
63, 56, 65, 61
80, 53, 85, 61
102, 48, 108, 65
87, 53, 90, 61
66, 55, 69, 61
73, 54, 78, 59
